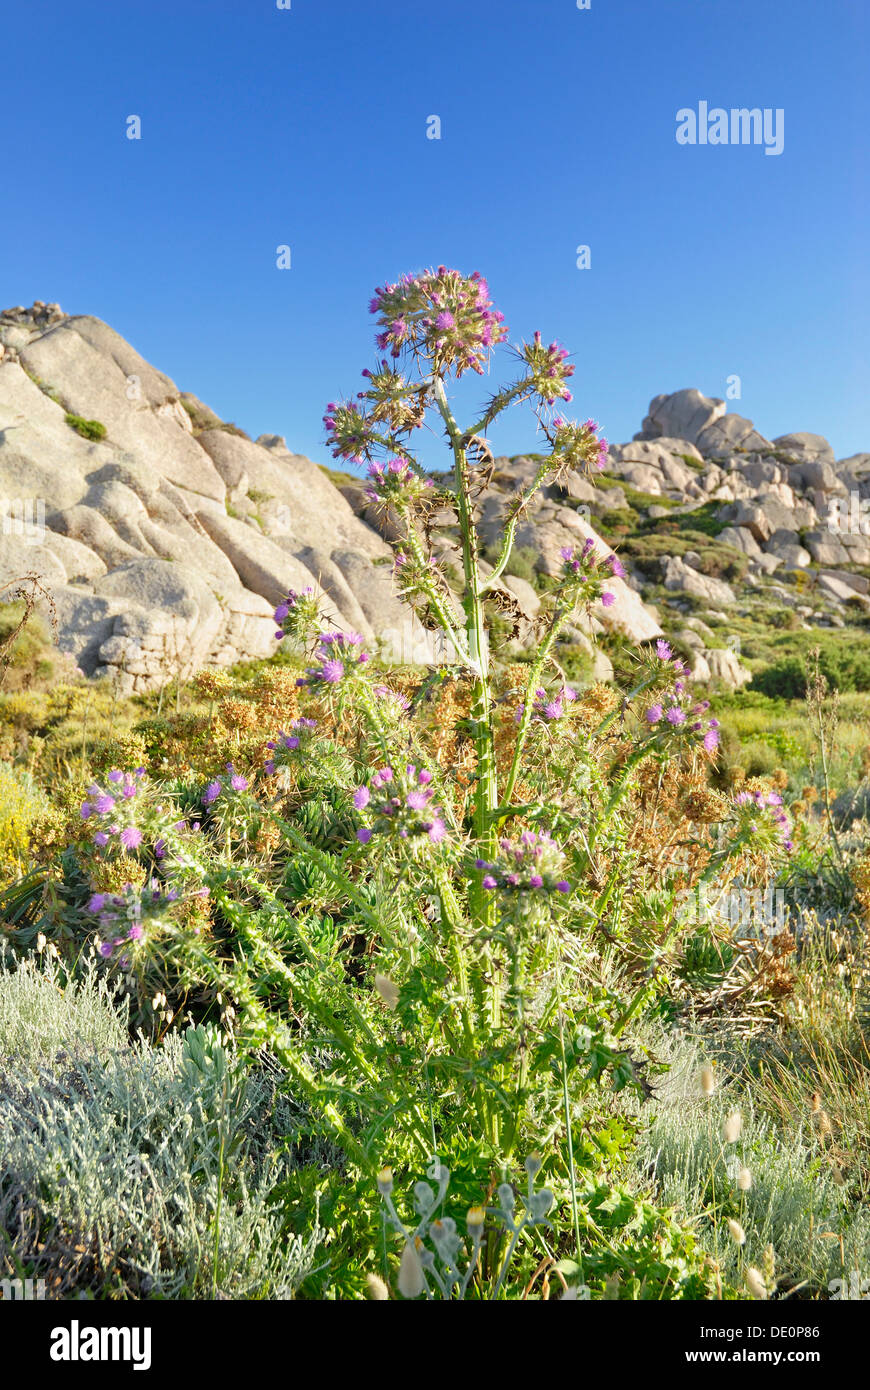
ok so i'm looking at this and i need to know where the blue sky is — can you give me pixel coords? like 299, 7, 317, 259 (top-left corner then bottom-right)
2, 0, 867, 467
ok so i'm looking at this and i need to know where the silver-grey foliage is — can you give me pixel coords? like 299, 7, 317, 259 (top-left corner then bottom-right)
0, 961, 319, 1299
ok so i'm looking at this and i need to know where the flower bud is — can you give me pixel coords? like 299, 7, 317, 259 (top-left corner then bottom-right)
746, 1266, 768, 1300
397, 1239, 426, 1298
727, 1219, 746, 1246
374, 973, 400, 1010
365, 1273, 390, 1300
466, 1206, 486, 1230
723, 1111, 742, 1143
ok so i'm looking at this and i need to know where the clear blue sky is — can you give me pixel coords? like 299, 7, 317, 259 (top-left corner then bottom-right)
2, 0, 867, 467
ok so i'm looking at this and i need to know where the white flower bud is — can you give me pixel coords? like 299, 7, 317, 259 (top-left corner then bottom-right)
746, 1266, 768, 1300
727, 1219, 746, 1246
723, 1110, 742, 1143
365, 1273, 390, 1300
374, 973, 400, 1010
397, 1239, 425, 1298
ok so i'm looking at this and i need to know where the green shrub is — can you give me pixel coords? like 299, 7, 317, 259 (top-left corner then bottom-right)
751, 641, 870, 697
64, 413, 107, 442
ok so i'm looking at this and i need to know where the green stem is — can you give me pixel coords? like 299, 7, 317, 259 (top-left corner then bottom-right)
501, 607, 569, 810
480, 459, 553, 594
432, 377, 497, 924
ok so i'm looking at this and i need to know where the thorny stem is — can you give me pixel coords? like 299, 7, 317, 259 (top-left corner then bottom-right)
432, 377, 498, 928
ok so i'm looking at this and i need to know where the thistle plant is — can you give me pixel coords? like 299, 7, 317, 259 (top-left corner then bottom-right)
322, 266, 615, 917
2, 268, 799, 1300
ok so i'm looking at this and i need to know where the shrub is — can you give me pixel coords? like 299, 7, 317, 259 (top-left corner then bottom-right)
64, 413, 107, 442
0, 962, 320, 1298
0, 764, 47, 877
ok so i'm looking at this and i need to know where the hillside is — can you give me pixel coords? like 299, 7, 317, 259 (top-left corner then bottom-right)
2, 305, 869, 698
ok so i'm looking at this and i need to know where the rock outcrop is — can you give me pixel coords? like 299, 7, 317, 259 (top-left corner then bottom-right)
2, 305, 866, 696
0, 304, 437, 690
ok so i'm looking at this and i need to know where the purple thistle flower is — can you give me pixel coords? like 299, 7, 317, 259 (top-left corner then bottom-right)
80, 802, 93, 820
88, 893, 107, 913
119, 826, 143, 850
98, 941, 113, 958
646, 705, 663, 724
320, 658, 345, 683
556, 881, 571, 894
703, 729, 720, 752
353, 786, 371, 810
601, 591, 615, 608
482, 875, 498, 890
94, 831, 109, 847
127, 923, 143, 940
108, 769, 123, 783
529, 874, 544, 889
656, 639, 672, 661
203, 780, 222, 806
666, 707, 686, 725
426, 819, 447, 844
230, 774, 249, 792
357, 827, 372, 844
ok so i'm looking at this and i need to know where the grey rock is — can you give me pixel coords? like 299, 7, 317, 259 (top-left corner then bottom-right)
772, 432, 835, 465
802, 530, 851, 566
636, 389, 726, 445
705, 648, 752, 689
662, 556, 736, 606
695, 412, 773, 458
816, 574, 870, 608
751, 553, 784, 575
718, 525, 762, 558
818, 568, 870, 595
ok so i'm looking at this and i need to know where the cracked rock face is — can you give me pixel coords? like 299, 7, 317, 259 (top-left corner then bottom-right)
0, 304, 442, 691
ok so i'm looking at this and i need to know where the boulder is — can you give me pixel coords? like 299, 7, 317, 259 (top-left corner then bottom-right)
818, 568, 870, 595
636, 389, 726, 445
816, 574, 870, 609
695, 412, 773, 457
802, 529, 851, 566
724, 502, 774, 543
772, 432, 835, 465
705, 648, 752, 689
662, 556, 736, 606
718, 525, 762, 558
